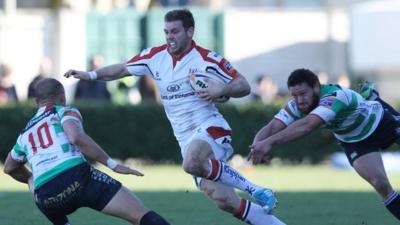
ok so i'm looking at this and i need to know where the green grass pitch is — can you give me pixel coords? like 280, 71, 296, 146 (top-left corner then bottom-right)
1, 164, 399, 225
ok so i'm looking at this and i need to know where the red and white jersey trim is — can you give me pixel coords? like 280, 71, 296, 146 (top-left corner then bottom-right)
124, 42, 238, 143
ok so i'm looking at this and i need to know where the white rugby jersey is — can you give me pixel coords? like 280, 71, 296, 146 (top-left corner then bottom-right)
126, 42, 238, 143
10, 105, 86, 189
275, 84, 383, 143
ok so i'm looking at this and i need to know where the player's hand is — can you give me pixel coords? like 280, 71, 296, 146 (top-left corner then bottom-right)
113, 164, 144, 176
64, 69, 91, 80
198, 78, 227, 102
248, 140, 273, 164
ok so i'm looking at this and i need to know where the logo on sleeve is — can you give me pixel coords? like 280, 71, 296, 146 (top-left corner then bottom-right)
207, 52, 223, 63
224, 62, 233, 71
319, 97, 335, 108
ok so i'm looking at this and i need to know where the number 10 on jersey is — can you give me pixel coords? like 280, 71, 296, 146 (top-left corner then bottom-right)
28, 122, 54, 154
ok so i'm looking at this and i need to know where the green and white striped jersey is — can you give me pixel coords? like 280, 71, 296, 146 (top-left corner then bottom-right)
10, 105, 86, 189
275, 84, 383, 143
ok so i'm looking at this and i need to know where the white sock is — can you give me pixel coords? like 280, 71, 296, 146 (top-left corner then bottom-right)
206, 159, 263, 196
235, 199, 286, 225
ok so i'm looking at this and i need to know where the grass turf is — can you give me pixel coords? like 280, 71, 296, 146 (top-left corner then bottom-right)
1, 164, 399, 225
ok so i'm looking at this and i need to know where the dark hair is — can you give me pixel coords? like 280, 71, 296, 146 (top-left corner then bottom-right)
35, 78, 64, 101
164, 9, 195, 30
287, 68, 319, 88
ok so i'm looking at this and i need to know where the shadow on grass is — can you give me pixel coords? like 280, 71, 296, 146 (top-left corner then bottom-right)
0, 191, 397, 225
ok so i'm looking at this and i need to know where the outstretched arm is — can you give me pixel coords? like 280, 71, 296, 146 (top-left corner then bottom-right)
252, 118, 287, 145
64, 63, 129, 81
249, 114, 324, 164
62, 120, 143, 176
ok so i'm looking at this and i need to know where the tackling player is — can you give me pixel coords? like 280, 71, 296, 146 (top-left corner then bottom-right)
249, 68, 400, 220
3, 78, 170, 225
64, 9, 285, 225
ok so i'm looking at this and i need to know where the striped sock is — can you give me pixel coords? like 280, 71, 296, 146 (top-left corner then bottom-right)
206, 159, 263, 196
384, 191, 400, 220
234, 199, 252, 221
140, 211, 170, 225
206, 159, 223, 181
234, 199, 286, 225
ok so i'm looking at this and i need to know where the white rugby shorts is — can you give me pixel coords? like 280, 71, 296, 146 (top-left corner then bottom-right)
179, 115, 233, 162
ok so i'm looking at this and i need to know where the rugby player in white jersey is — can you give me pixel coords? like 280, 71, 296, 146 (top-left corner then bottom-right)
64, 8, 285, 225
249, 68, 400, 220
3, 78, 170, 225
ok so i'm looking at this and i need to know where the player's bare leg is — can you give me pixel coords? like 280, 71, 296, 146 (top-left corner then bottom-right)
183, 139, 277, 213
184, 141, 284, 225
200, 179, 286, 225
182, 140, 284, 224
353, 152, 400, 220
183, 139, 267, 195
182, 140, 213, 177
200, 179, 240, 213
353, 152, 393, 199
102, 186, 170, 225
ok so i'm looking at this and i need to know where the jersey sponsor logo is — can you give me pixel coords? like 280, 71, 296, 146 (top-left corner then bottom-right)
161, 91, 195, 100
319, 97, 335, 108
188, 68, 200, 74
43, 181, 81, 207
224, 62, 233, 71
152, 71, 161, 81
166, 84, 180, 92
207, 52, 223, 63
91, 167, 118, 184
36, 155, 58, 167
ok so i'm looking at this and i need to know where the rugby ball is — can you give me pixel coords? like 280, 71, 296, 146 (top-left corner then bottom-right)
189, 72, 230, 103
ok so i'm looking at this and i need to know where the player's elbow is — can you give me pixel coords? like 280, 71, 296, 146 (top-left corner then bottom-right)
3, 163, 15, 175
68, 133, 86, 146
242, 83, 251, 96
231, 75, 250, 97
240, 76, 251, 96
235, 82, 250, 97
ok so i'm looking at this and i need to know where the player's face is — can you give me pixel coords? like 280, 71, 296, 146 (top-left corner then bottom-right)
289, 82, 320, 114
164, 20, 194, 55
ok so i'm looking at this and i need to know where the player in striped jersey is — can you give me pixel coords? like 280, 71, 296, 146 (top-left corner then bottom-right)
249, 68, 400, 220
3, 78, 170, 225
